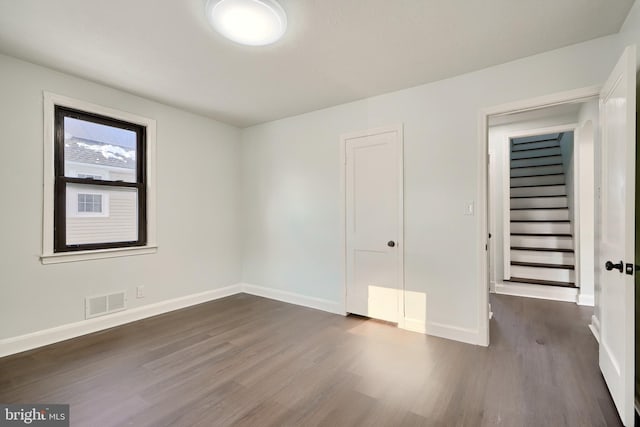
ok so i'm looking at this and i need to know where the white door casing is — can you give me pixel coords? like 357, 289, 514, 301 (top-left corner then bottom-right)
343, 126, 403, 323
598, 45, 636, 427
481, 86, 602, 348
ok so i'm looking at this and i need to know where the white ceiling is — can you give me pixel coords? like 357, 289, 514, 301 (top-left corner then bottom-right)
0, 0, 633, 127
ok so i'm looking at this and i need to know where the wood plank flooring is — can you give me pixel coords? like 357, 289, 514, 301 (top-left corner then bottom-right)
0, 294, 621, 426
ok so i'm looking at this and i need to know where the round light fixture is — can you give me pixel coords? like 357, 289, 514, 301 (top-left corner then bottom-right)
206, 0, 287, 46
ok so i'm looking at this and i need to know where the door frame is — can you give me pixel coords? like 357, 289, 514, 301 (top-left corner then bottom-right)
477, 85, 600, 346
340, 124, 405, 326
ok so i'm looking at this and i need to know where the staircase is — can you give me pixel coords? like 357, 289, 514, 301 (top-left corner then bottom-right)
506, 135, 576, 289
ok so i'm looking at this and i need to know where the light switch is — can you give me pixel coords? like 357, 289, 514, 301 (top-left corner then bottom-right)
465, 201, 474, 216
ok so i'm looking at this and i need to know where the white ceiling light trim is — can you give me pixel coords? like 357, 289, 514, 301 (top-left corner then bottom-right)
206, 0, 287, 46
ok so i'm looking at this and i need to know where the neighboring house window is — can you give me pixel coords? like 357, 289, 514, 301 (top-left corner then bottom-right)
53, 105, 147, 252
77, 173, 102, 180
78, 194, 103, 213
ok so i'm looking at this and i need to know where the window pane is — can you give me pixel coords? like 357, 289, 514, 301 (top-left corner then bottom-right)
77, 173, 102, 180
64, 117, 137, 183
77, 193, 103, 213
66, 184, 138, 245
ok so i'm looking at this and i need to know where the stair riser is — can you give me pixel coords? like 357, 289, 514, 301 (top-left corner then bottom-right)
510, 250, 575, 265
511, 185, 566, 197
512, 140, 560, 151
510, 265, 575, 282
511, 165, 564, 177
511, 222, 571, 234
511, 147, 562, 159
511, 209, 569, 221
511, 175, 565, 187
510, 235, 573, 249
511, 197, 567, 209
511, 156, 563, 168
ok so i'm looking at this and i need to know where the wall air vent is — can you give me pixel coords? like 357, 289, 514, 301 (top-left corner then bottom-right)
85, 291, 127, 319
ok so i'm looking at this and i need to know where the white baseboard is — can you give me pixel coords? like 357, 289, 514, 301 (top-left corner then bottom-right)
425, 321, 480, 345
399, 318, 482, 346
489, 280, 496, 293
0, 284, 243, 358
1, 281, 486, 358
242, 284, 487, 345
589, 314, 601, 343
241, 283, 344, 315
495, 282, 578, 303
493, 280, 504, 293
401, 317, 426, 334
577, 293, 595, 306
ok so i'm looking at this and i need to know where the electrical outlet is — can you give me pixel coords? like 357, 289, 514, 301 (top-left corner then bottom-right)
136, 285, 145, 299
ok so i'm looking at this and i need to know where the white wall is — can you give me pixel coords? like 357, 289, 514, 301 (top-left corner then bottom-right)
621, 0, 640, 68
240, 19, 640, 343
576, 100, 599, 306
0, 53, 242, 340
488, 115, 578, 287
559, 132, 575, 225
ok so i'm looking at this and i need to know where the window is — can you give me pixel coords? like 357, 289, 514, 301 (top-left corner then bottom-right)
54, 106, 146, 252
42, 93, 157, 263
77, 173, 102, 180
78, 194, 103, 213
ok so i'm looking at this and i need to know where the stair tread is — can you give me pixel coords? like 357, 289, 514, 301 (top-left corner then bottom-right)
511, 246, 575, 253
511, 220, 570, 223
511, 207, 568, 210
511, 163, 563, 170
510, 194, 566, 199
511, 184, 565, 188
511, 154, 563, 160
512, 138, 559, 145
511, 233, 572, 237
511, 261, 575, 270
506, 277, 577, 288
511, 145, 561, 153
512, 172, 564, 178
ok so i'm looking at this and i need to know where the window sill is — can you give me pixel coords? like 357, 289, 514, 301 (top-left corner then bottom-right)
41, 246, 158, 264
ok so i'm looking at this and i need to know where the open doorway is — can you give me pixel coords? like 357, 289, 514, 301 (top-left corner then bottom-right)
479, 47, 636, 426
487, 102, 597, 307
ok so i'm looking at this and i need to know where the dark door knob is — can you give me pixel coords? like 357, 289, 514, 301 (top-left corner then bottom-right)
387, 241, 396, 247
605, 260, 624, 273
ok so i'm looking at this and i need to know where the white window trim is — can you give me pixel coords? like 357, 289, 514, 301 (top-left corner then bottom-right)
42, 92, 158, 264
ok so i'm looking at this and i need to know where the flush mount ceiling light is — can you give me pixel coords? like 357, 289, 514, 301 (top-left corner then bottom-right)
206, 0, 287, 46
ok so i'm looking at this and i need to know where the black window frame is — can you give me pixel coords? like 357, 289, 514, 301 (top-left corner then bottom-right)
54, 106, 147, 252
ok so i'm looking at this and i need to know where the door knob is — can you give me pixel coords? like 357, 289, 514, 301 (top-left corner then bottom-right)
605, 260, 624, 273
387, 241, 396, 247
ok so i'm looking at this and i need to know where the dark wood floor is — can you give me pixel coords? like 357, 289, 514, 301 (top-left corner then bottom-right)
0, 294, 621, 426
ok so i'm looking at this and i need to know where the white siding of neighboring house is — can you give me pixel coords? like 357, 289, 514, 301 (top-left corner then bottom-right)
65, 163, 138, 245
110, 171, 136, 181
